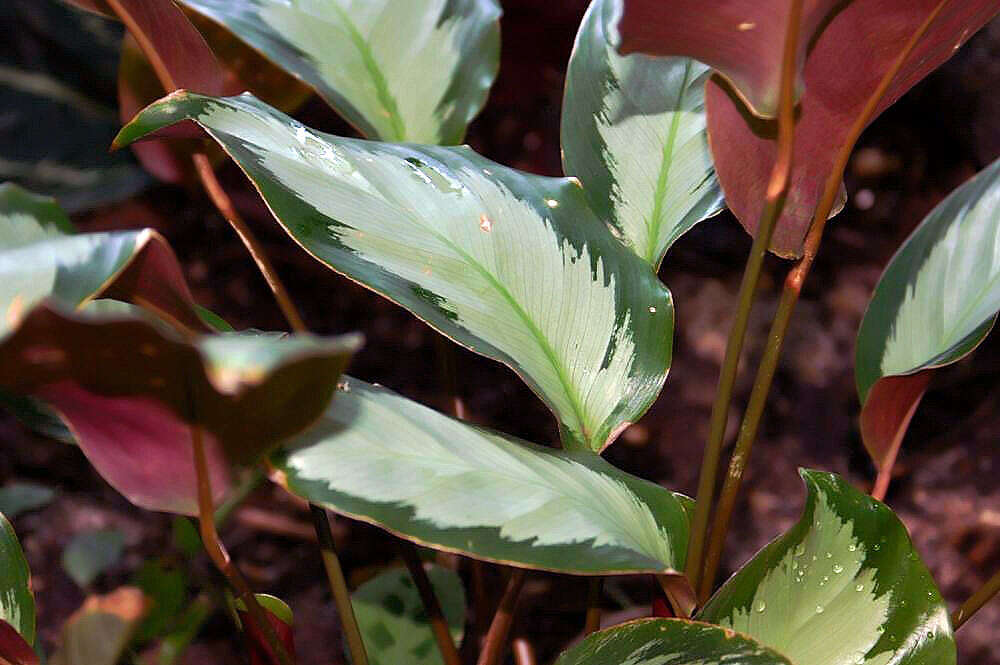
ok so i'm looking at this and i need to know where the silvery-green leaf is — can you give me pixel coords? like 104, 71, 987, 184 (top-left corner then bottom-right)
272, 377, 691, 576
698, 470, 955, 665
562, 0, 722, 268
0, 512, 34, 646
176, 0, 501, 144
856, 157, 1000, 471
116, 91, 674, 452
353, 564, 465, 665
554, 618, 791, 665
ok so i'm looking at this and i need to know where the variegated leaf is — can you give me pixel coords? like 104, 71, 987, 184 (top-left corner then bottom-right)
272, 377, 692, 576
698, 471, 955, 665
562, 0, 722, 269
176, 0, 501, 144
116, 91, 674, 452
0, 512, 34, 647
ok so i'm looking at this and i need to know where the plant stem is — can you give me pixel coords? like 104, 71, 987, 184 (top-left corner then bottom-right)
476, 569, 526, 665
584, 578, 602, 635
685, 0, 803, 593
309, 504, 369, 665
397, 542, 461, 665
190, 425, 294, 665
512, 638, 537, 665
952, 567, 1000, 630
697, 0, 954, 602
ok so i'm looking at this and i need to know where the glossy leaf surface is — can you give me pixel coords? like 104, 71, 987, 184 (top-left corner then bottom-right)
698, 471, 954, 665
272, 377, 691, 576
51, 587, 149, 665
856, 158, 1000, 470
0, 513, 34, 646
704, 0, 1000, 257
176, 0, 501, 144
554, 618, 791, 665
353, 565, 465, 665
562, 0, 722, 268
117, 91, 673, 452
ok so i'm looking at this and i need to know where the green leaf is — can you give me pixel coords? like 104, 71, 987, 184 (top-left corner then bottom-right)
51, 587, 149, 665
353, 565, 465, 665
272, 377, 691, 576
176, 0, 501, 144
698, 470, 954, 665
62, 528, 125, 588
561, 0, 722, 268
0, 483, 56, 520
554, 618, 792, 665
856, 158, 1000, 470
132, 561, 189, 643
116, 91, 673, 452
0, 512, 34, 646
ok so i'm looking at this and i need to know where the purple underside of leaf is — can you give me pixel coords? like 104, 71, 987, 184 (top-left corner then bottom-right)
860, 372, 931, 470
0, 620, 38, 665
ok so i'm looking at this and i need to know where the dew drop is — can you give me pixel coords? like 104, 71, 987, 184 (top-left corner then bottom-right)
791, 561, 799, 570
833, 564, 844, 574
815, 605, 824, 614
794, 544, 805, 557
755, 601, 766, 613
648, 306, 657, 313
825, 551, 833, 559
926, 630, 934, 639
856, 583, 865, 592
873, 544, 881, 551
479, 214, 493, 233
849, 544, 858, 552
545, 198, 560, 208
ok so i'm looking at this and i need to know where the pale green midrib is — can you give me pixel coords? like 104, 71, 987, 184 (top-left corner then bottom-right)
644, 59, 693, 266
329, 4, 407, 141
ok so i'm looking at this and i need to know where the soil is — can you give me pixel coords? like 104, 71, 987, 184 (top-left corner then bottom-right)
3, 2, 1000, 664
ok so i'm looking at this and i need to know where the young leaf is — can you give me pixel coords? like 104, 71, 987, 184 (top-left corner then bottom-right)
554, 618, 792, 665
702, 0, 1000, 257
62, 528, 126, 588
51, 587, 150, 665
561, 0, 723, 268
116, 91, 674, 453
174, 0, 501, 144
698, 470, 955, 665
271, 377, 692, 576
0, 513, 34, 646
353, 565, 465, 665
234, 594, 296, 665
856, 157, 1000, 474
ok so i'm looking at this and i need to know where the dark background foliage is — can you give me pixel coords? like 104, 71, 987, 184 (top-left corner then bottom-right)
2, 1, 999, 663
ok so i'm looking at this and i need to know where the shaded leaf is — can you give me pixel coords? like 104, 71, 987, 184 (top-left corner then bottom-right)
51, 587, 150, 665
175, 0, 501, 143
353, 565, 465, 665
562, 0, 722, 268
0, 620, 38, 665
0, 483, 56, 520
116, 91, 673, 452
0, 513, 34, 646
234, 594, 296, 665
856, 157, 1000, 471
272, 377, 691, 576
554, 618, 792, 665
703, 0, 999, 257
131, 560, 188, 642
62, 528, 125, 588
698, 470, 954, 665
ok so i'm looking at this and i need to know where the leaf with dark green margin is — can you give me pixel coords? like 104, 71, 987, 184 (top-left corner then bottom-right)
174, 0, 500, 144
856, 158, 1000, 474
0, 512, 34, 646
698, 470, 954, 665
116, 91, 673, 452
554, 618, 792, 665
562, 0, 722, 269
353, 565, 465, 665
272, 377, 691, 576
0, 483, 56, 520
62, 528, 125, 588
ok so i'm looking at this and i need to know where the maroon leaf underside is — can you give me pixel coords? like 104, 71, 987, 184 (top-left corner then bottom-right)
860, 371, 931, 471
706, 0, 1000, 258
238, 607, 297, 665
0, 620, 38, 665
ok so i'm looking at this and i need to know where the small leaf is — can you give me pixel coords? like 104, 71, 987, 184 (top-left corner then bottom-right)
131, 561, 189, 643
856, 158, 1000, 471
272, 377, 691, 576
51, 587, 150, 665
116, 91, 673, 453
698, 470, 955, 665
353, 565, 465, 665
62, 528, 125, 588
0, 513, 34, 646
234, 594, 296, 665
562, 0, 722, 268
175, 0, 501, 144
0, 483, 56, 520
554, 618, 792, 665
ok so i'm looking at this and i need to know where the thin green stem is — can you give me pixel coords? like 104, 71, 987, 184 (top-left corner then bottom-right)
685, 0, 803, 592
952, 567, 1000, 630
698, 0, 954, 602
310, 504, 369, 665
476, 569, 526, 665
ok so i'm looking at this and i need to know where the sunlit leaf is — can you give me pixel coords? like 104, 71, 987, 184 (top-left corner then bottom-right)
0, 513, 34, 646
353, 565, 465, 665
0, 483, 56, 520
698, 470, 954, 665
272, 377, 691, 576
116, 91, 673, 452
175, 0, 501, 143
554, 618, 791, 665
856, 157, 1000, 472
51, 587, 149, 665
62, 528, 125, 588
562, 0, 722, 268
